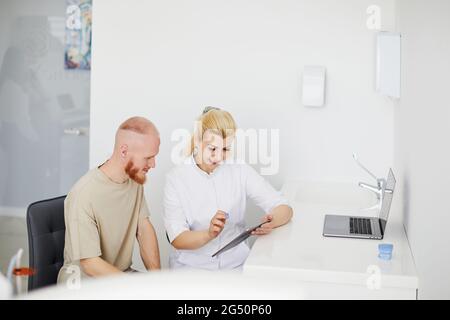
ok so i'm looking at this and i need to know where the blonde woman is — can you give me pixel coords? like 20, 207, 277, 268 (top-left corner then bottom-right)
163, 107, 293, 270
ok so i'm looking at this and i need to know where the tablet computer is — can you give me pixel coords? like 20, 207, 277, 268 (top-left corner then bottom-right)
212, 221, 269, 257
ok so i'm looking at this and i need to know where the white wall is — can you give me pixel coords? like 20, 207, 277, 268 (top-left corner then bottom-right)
90, 0, 396, 268
395, 0, 450, 299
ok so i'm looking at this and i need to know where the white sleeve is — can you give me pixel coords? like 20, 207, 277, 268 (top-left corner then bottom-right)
163, 174, 190, 243
244, 164, 289, 213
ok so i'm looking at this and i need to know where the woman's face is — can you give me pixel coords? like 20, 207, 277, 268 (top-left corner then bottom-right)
197, 130, 234, 173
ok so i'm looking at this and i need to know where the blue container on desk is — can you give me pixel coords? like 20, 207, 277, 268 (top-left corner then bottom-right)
378, 243, 393, 260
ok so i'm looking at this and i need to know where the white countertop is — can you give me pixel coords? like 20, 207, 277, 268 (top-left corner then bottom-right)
244, 181, 419, 291
22, 270, 306, 300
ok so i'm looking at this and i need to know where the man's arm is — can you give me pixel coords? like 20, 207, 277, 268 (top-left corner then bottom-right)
137, 217, 161, 270
80, 257, 123, 277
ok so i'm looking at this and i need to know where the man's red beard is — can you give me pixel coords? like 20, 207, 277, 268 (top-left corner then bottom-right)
125, 160, 147, 185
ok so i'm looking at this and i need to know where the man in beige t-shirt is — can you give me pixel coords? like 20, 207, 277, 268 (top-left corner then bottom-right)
57, 117, 161, 286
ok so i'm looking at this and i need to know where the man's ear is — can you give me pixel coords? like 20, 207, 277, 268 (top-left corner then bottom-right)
119, 144, 128, 159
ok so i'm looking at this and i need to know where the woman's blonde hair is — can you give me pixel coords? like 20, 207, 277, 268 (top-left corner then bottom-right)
189, 107, 237, 155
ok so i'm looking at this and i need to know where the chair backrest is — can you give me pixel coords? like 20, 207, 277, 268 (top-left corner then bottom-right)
26, 196, 66, 291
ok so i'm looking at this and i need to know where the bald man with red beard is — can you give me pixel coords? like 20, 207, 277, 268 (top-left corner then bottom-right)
57, 117, 161, 285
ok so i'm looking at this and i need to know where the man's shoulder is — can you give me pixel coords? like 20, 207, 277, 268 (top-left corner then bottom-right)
66, 169, 100, 201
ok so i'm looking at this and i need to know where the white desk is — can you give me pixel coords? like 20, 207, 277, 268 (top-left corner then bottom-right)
243, 181, 419, 299
22, 271, 306, 299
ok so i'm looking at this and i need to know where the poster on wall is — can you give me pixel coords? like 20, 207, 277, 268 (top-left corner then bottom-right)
65, 0, 92, 70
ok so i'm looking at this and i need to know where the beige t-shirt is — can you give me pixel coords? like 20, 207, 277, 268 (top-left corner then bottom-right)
57, 167, 150, 285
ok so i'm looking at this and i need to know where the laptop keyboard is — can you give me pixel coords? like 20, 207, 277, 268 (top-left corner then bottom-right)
349, 217, 373, 235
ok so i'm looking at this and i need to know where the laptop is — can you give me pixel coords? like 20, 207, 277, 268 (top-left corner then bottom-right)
323, 168, 396, 240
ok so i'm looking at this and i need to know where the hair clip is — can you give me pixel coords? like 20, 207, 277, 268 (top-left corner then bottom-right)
202, 106, 221, 114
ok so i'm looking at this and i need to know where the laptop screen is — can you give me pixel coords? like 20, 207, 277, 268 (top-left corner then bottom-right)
379, 168, 396, 233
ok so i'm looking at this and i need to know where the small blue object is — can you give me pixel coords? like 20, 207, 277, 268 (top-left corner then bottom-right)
378, 243, 393, 260
224, 212, 229, 219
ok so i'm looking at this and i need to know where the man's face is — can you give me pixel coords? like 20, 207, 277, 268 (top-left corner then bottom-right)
125, 134, 160, 185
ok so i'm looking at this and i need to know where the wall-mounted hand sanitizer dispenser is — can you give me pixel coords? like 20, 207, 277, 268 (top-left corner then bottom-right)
376, 32, 401, 98
302, 66, 326, 107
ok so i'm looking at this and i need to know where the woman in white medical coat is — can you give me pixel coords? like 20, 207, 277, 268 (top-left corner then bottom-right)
163, 107, 293, 270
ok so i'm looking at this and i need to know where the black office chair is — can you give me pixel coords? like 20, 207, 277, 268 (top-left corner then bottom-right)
26, 195, 66, 291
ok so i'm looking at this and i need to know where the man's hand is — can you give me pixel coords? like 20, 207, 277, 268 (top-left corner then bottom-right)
251, 214, 274, 236
208, 210, 227, 239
